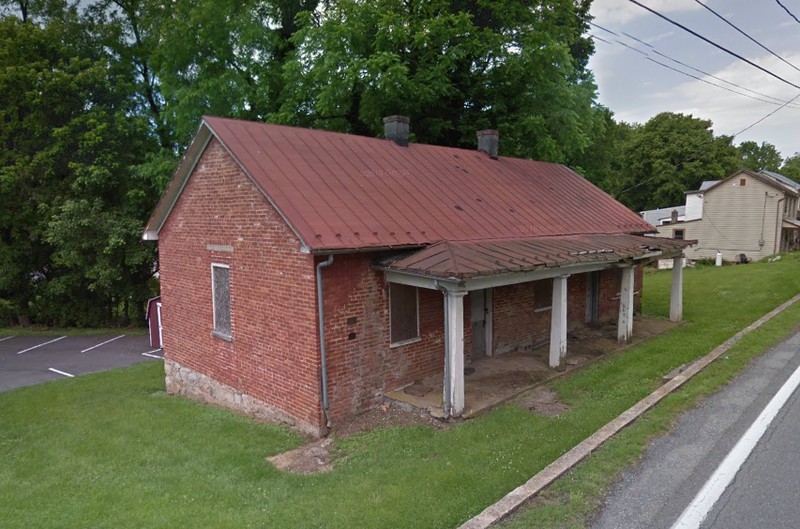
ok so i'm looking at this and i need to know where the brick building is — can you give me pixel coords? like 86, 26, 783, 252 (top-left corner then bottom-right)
143, 116, 690, 437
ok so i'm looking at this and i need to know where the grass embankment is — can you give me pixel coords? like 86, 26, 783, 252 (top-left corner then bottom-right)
2, 256, 800, 529
0, 326, 147, 337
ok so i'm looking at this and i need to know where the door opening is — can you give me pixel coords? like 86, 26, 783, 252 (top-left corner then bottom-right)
470, 289, 492, 359
586, 272, 600, 324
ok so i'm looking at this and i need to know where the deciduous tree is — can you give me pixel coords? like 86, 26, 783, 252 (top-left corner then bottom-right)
614, 112, 738, 212
274, 0, 601, 163
737, 140, 783, 172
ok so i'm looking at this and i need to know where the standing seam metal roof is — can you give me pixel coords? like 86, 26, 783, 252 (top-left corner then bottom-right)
379, 234, 693, 280
199, 116, 654, 252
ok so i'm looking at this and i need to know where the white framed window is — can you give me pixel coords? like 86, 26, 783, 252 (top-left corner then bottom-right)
211, 263, 231, 340
389, 283, 419, 346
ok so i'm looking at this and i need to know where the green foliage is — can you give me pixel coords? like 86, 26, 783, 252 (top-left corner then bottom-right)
0, 13, 161, 326
568, 107, 634, 190
614, 112, 739, 211
780, 152, 800, 180
274, 0, 601, 162
737, 140, 783, 172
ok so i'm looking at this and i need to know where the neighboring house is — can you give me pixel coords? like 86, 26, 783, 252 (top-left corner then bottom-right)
656, 169, 800, 262
143, 116, 690, 437
684, 180, 719, 221
640, 181, 719, 228
640, 205, 686, 226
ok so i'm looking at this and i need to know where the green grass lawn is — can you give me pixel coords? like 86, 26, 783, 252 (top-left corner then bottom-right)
0, 326, 148, 337
2, 256, 800, 529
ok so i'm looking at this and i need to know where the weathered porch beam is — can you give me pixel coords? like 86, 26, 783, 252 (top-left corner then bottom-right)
443, 290, 467, 417
549, 275, 569, 369
617, 266, 635, 342
670, 255, 683, 322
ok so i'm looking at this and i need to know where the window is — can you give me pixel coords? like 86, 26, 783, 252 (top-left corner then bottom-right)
389, 283, 419, 345
211, 264, 231, 339
739, 178, 747, 186
533, 279, 553, 311
673, 229, 685, 240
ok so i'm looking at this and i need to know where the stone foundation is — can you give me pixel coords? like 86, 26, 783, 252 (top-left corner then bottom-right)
164, 359, 323, 438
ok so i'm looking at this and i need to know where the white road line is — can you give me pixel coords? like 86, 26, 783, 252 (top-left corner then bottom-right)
0, 335, 15, 342
141, 350, 163, 359
671, 361, 800, 529
48, 368, 75, 378
81, 335, 125, 353
15, 336, 67, 355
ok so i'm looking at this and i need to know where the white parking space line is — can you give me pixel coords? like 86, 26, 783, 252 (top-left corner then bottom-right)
48, 368, 75, 378
81, 335, 125, 353
671, 361, 800, 529
0, 336, 15, 342
141, 350, 163, 359
15, 336, 67, 355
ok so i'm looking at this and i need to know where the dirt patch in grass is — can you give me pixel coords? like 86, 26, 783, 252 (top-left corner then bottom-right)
269, 403, 449, 474
517, 388, 571, 417
267, 438, 335, 474
334, 402, 451, 438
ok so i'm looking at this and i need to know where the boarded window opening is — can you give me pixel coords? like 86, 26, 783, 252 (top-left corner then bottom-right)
740, 178, 746, 186
212, 264, 231, 338
390, 283, 419, 345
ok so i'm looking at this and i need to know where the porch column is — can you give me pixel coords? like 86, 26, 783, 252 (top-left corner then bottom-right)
549, 275, 569, 369
443, 290, 467, 417
617, 266, 635, 343
670, 255, 683, 322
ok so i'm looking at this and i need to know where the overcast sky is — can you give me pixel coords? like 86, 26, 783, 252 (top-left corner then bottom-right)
588, 0, 800, 159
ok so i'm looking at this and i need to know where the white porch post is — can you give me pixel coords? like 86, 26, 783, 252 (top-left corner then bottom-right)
617, 266, 635, 343
549, 275, 569, 369
443, 290, 467, 417
670, 255, 684, 322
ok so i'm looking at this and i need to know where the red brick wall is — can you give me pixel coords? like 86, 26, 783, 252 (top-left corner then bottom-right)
493, 282, 550, 354
159, 138, 322, 432
491, 267, 642, 354
321, 253, 452, 420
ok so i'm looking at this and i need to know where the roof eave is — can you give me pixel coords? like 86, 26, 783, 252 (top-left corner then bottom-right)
141, 122, 213, 241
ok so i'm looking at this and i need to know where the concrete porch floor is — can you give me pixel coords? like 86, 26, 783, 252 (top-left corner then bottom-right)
385, 317, 676, 418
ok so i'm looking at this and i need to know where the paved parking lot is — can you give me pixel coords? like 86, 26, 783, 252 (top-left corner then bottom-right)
0, 334, 161, 392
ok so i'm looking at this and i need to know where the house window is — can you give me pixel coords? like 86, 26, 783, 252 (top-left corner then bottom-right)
211, 264, 231, 339
673, 229, 685, 240
740, 178, 746, 186
534, 279, 553, 312
389, 283, 419, 345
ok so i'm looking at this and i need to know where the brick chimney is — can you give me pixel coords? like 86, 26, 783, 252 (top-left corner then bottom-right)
383, 115, 410, 146
477, 129, 499, 159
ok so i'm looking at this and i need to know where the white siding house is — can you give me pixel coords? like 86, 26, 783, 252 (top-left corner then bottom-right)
656, 170, 800, 262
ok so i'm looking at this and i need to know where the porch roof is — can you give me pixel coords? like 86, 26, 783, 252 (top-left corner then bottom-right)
378, 234, 694, 280
782, 218, 800, 229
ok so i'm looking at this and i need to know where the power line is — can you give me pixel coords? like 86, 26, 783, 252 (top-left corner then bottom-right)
589, 33, 613, 45
734, 91, 800, 137
612, 38, 794, 106
694, 0, 800, 75
775, 0, 800, 24
628, 0, 800, 90
588, 21, 800, 109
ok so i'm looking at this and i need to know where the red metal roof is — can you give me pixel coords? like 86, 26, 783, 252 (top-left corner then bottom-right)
380, 234, 693, 280
193, 116, 655, 252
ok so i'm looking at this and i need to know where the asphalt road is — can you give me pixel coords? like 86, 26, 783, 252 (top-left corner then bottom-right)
0, 334, 161, 392
591, 330, 800, 529
701, 378, 800, 529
